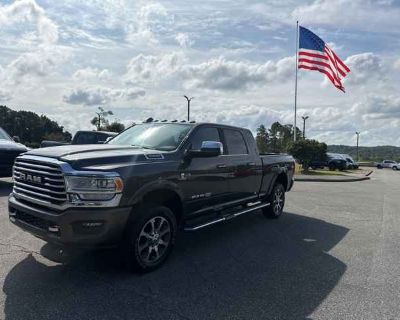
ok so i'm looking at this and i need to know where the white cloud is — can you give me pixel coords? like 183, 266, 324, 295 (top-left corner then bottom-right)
344, 53, 385, 85
125, 52, 183, 84
63, 86, 145, 106
5, 45, 71, 84
0, 0, 58, 43
73, 67, 111, 82
175, 33, 193, 48
292, 0, 400, 33
181, 56, 295, 91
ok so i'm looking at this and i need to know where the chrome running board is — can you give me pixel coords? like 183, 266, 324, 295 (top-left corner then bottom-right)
184, 202, 270, 231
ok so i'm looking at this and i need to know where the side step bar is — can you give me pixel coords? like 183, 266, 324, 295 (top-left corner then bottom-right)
184, 202, 270, 231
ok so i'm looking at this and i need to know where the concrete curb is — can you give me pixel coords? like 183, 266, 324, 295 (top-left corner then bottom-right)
294, 172, 372, 182
294, 176, 371, 182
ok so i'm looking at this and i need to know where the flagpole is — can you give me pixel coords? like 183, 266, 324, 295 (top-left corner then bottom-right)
294, 20, 299, 142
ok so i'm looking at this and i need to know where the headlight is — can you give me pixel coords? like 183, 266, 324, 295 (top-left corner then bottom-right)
65, 176, 123, 202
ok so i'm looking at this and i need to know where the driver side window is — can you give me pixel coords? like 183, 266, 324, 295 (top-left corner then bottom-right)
189, 127, 221, 150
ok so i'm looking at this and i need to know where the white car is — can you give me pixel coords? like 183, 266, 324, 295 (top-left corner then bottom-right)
377, 160, 400, 170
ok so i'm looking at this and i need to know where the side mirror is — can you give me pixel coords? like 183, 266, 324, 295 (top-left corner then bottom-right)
186, 141, 223, 158
13, 136, 20, 143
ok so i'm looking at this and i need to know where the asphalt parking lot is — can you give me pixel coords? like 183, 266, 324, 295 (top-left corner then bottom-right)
1, 169, 399, 320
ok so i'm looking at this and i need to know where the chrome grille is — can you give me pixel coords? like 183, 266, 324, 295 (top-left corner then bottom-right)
13, 158, 66, 207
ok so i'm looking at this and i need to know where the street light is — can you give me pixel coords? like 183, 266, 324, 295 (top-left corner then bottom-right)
302, 115, 309, 139
183, 95, 194, 121
355, 132, 360, 162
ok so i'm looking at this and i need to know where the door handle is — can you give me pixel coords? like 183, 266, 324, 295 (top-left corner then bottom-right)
247, 162, 256, 166
216, 164, 227, 169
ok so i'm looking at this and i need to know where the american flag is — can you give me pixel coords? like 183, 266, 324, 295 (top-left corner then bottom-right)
298, 26, 350, 92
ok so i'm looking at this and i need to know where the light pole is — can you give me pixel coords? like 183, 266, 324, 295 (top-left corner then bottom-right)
183, 95, 194, 121
355, 131, 360, 162
302, 115, 309, 139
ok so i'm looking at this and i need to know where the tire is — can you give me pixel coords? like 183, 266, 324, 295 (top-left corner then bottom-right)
262, 183, 285, 219
125, 204, 177, 273
329, 164, 336, 171
311, 166, 317, 170
377, 165, 382, 169
393, 166, 398, 171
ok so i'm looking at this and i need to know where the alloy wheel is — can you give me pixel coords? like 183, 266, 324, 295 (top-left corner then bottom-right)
137, 216, 171, 266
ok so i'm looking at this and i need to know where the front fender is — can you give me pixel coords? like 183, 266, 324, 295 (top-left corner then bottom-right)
127, 179, 184, 206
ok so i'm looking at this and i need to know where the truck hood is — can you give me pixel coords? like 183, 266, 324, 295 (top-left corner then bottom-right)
25, 144, 168, 170
0, 139, 28, 152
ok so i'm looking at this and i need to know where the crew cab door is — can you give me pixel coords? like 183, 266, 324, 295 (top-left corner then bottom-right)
180, 126, 230, 214
221, 128, 261, 203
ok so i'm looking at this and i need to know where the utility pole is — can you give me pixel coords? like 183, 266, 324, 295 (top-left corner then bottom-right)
355, 132, 360, 162
302, 115, 309, 139
183, 95, 194, 121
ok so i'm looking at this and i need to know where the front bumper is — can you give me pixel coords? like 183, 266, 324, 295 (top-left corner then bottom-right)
8, 194, 131, 248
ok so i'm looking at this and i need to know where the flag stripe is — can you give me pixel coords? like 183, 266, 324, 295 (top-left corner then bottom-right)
299, 61, 341, 86
324, 47, 347, 77
299, 65, 344, 91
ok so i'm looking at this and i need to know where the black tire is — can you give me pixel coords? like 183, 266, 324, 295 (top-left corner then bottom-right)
393, 166, 398, 171
311, 166, 318, 170
329, 164, 336, 171
125, 203, 177, 273
262, 183, 285, 219
377, 165, 382, 169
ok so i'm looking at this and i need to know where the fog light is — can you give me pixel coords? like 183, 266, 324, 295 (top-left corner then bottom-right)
68, 193, 81, 203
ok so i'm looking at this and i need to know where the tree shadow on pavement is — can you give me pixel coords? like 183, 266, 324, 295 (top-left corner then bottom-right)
0, 179, 12, 197
3, 212, 348, 320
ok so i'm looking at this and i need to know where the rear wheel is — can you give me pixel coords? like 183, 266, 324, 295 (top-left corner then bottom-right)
262, 183, 285, 219
329, 164, 336, 171
125, 204, 177, 273
393, 166, 398, 170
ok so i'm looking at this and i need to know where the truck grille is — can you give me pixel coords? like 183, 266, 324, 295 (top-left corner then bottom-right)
13, 158, 67, 206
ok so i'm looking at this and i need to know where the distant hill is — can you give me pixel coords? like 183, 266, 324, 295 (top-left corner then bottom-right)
328, 145, 400, 162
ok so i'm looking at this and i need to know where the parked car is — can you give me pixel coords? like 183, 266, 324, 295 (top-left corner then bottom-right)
40, 130, 117, 148
0, 127, 28, 178
341, 154, 359, 169
376, 160, 400, 170
309, 153, 347, 171
9, 121, 295, 272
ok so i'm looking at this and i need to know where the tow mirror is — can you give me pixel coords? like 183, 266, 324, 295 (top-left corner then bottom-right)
13, 136, 20, 143
186, 141, 223, 158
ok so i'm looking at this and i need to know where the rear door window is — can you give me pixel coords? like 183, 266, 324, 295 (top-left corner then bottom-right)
223, 129, 248, 155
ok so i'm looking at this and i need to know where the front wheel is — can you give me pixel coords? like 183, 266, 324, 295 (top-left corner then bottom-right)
262, 183, 285, 219
125, 204, 177, 273
393, 166, 398, 171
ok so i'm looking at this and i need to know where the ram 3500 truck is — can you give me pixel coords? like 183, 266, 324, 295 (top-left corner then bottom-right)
8, 122, 294, 272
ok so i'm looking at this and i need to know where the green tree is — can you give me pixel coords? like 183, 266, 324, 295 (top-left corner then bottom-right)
266, 122, 302, 153
0, 105, 71, 147
256, 124, 269, 153
289, 139, 327, 171
106, 121, 125, 133
91, 107, 113, 131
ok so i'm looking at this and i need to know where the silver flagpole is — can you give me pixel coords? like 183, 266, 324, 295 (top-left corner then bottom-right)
294, 21, 299, 142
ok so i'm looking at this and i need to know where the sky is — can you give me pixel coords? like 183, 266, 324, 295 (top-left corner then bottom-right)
0, 0, 399, 146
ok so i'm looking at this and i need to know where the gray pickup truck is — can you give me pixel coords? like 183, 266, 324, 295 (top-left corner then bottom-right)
9, 121, 295, 272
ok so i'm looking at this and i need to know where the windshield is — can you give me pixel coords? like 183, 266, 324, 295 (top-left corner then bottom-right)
0, 127, 11, 141
108, 123, 192, 151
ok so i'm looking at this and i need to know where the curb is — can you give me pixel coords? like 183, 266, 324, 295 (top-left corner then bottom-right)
294, 176, 371, 183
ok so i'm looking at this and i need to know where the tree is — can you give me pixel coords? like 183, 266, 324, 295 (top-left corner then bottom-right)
256, 125, 269, 153
91, 107, 113, 131
0, 105, 71, 147
289, 139, 327, 171
106, 121, 125, 133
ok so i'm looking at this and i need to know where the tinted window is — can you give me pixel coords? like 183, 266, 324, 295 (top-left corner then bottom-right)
223, 129, 248, 155
189, 127, 221, 150
75, 132, 99, 144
